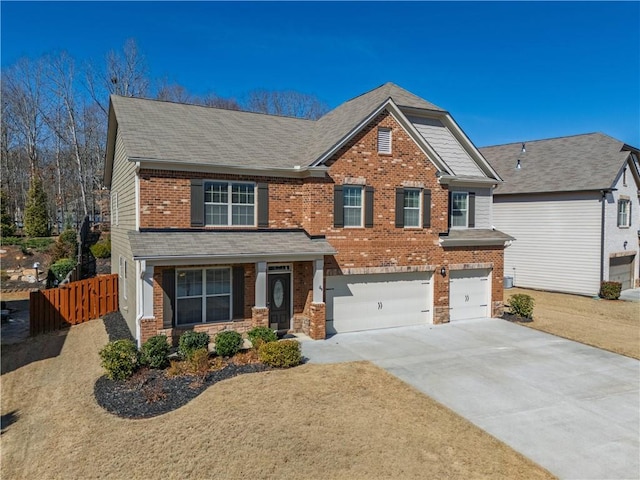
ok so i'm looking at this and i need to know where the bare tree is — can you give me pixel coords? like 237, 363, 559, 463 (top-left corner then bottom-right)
245, 89, 329, 119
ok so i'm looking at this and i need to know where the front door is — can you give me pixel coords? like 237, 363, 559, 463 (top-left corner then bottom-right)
268, 273, 291, 330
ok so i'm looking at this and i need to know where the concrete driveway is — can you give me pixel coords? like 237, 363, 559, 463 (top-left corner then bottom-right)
301, 319, 640, 480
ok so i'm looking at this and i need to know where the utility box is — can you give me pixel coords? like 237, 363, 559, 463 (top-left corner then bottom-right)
504, 276, 514, 289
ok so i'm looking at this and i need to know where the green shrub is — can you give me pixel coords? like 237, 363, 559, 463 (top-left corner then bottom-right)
509, 293, 535, 319
90, 241, 111, 258
0, 189, 15, 237
23, 237, 54, 252
140, 335, 170, 369
188, 348, 210, 376
0, 236, 21, 246
23, 176, 49, 237
99, 339, 140, 380
214, 330, 243, 357
52, 228, 77, 262
178, 331, 210, 359
258, 340, 302, 368
600, 281, 622, 300
49, 258, 77, 282
247, 326, 277, 348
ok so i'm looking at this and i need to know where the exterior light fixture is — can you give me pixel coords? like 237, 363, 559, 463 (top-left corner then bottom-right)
516, 159, 521, 170
440, 266, 447, 277
521, 143, 526, 153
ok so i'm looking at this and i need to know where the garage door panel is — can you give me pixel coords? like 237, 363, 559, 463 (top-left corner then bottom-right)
449, 269, 491, 321
609, 255, 634, 291
327, 272, 432, 334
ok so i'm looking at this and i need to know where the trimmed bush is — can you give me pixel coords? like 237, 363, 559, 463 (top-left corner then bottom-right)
99, 339, 139, 380
50, 258, 77, 282
214, 330, 243, 357
52, 228, 78, 262
90, 239, 111, 258
247, 326, 277, 348
140, 335, 170, 369
178, 331, 210, 359
258, 340, 302, 368
600, 281, 622, 300
509, 293, 535, 319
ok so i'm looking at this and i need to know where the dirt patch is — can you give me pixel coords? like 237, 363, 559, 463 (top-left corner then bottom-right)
1, 319, 555, 480
505, 288, 640, 359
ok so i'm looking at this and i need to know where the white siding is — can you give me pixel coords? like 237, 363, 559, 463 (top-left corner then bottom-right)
603, 164, 640, 286
408, 116, 484, 177
494, 192, 602, 296
110, 128, 138, 336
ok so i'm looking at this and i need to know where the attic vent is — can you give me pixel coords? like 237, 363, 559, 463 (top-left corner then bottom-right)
378, 127, 392, 154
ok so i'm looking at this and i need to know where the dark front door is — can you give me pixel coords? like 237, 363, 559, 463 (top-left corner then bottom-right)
268, 273, 291, 331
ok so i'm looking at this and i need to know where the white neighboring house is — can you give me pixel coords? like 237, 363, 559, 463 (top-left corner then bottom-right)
481, 133, 640, 296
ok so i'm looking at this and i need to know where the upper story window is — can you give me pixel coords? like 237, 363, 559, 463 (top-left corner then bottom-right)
617, 199, 631, 228
451, 192, 468, 228
343, 186, 363, 227
204, 181, 255, 226
378, 127, 392, 154
403, 189, 421, 227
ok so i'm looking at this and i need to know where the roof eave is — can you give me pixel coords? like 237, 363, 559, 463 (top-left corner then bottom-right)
103, 98, 118, 189
438, 175, 501, 186
135, 251, 336, 265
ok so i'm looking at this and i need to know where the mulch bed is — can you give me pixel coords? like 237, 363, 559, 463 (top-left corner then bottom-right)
501, 312, 533, 323
96, 311, 270, 419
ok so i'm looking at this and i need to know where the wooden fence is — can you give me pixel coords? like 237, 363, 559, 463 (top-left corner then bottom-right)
30, 274, 118, 335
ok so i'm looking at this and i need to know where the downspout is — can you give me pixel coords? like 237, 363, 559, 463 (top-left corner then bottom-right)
599, 189, 616, 283
135, 259, 145, 348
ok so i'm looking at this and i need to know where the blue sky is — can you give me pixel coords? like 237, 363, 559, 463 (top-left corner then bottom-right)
2, 1, 639, 147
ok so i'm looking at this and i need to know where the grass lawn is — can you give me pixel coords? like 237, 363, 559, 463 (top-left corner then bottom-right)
1, 319, 554, 479
505, 287, 640, 360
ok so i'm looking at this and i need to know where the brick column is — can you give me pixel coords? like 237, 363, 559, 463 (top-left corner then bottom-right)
308, 302, 326, 340
433, 306, 450, 324
251, 307, 269, 328
140, 318, 157, 344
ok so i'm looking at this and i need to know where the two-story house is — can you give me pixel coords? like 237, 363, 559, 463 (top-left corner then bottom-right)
482, 133, 640, 296
104, 83, 512, 346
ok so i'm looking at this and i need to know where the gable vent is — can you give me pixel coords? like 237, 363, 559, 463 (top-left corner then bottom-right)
378, 127, 392, 154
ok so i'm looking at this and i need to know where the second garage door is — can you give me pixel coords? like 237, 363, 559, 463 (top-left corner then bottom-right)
609, 255, 635, 291
326, 272, 433, 334
449, 269, 491, 321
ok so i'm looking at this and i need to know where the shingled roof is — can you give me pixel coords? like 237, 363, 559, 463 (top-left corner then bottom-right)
480, 133, 638, 195
109, 82, 444, 170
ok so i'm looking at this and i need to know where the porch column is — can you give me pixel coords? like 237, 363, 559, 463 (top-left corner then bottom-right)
313, 258, 324, 303
255, 261, 267, 308
142, 262, 154, 318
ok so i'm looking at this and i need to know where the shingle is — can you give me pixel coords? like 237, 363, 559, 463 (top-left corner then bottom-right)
480, 133, 632, 195
111, 82, 444, 169
128, 230, 336, 260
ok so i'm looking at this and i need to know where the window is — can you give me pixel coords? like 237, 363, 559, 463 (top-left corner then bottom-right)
378, 127, 392, 154
618, 199, 631, 227
343, 186, 363, 227
204, 181, 255, 226
403, 189, 421, 227
451, 192, 468, 228
111, 192, 118, 226
176, 268, 231, 325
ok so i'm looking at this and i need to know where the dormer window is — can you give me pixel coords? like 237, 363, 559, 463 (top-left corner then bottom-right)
451, 192, 469, 228
378, 127, 392, 154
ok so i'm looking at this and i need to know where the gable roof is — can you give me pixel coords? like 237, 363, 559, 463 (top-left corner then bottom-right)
480, 133, 639, 195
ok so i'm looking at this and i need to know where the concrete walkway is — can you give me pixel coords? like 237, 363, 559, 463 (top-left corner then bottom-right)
620, 287, 640, 302
301, 319, 640, 480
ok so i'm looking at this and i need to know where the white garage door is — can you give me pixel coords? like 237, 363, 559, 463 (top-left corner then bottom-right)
609, 255, 635, 291
326, 272, 433, 334
449, 269, 491, 321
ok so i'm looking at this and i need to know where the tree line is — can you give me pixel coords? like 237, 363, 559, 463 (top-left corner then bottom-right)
1, 39, 329, 237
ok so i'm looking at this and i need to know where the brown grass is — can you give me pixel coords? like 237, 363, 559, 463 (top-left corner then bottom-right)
1, 320, 555, 480
505, 288, 640, 359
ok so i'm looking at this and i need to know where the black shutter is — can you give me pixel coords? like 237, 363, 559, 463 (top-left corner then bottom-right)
395, 188, 405, 228
468, 192, 476, 228
447, 191, 452, 231
190, 179, 204, 227
628, 201, 632, 227
365, 186, 374, 228
257, 183, 269, 228
423, 189, 431, 228
232, 266, 245, 320
334, 185, 344, 228
162, 269, 175, 328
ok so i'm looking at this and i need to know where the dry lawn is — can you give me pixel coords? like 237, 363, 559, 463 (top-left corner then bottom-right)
505, 288, 640, 359
1, 320, 554, 479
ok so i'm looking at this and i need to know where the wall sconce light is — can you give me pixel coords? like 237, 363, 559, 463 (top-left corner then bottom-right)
624, 240, 628, 250
440, 266, 447, 277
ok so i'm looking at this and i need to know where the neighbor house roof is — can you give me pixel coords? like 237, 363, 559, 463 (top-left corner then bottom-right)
107, 82, 445, 173
480, 133, 639, 195
128, 230, 336, 262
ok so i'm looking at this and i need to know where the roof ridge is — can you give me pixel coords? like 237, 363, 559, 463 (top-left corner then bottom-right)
480, 132, 604, 149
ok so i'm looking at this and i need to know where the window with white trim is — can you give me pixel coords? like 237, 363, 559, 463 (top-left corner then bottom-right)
617, 199, 631, 227
451, 192, 468, 228
111, 192, 118, 226
378, 127, 392, 154
176, 268, 231, 325
343, 186, 363, 227
403, 188, 421, 227
204, 181, 255, 226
